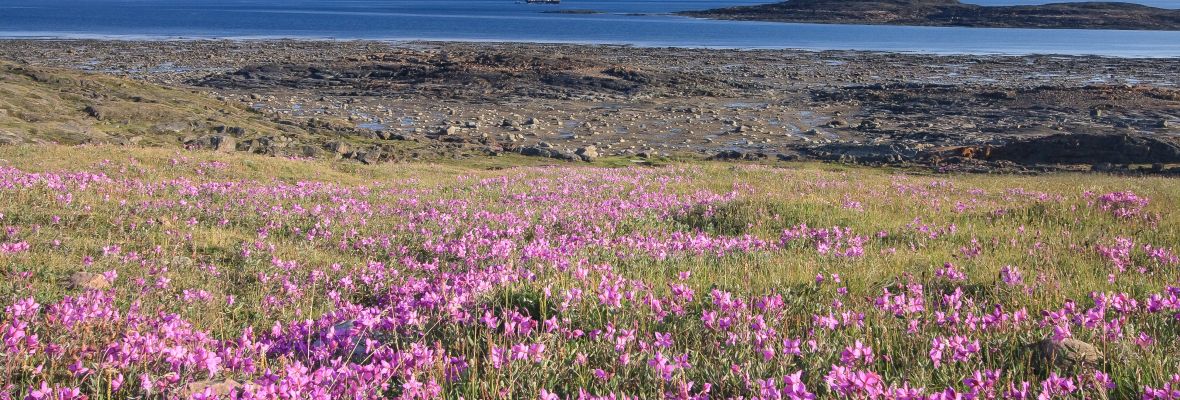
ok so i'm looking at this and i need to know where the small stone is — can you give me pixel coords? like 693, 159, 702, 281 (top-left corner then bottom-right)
69, 272, 111, 291
857, 119, 882, 130
169, 256, 195, 269
179, 379, 242, 399
83, 105, 106, 120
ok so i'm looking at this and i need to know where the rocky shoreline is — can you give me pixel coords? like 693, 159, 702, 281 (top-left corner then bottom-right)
679, 0, 1180, 31
1, 39, 1179, 173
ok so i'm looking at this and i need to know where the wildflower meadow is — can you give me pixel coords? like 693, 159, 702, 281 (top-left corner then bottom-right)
0, 146, 1177, 400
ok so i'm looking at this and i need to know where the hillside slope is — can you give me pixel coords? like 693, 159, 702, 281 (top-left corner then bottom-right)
0, 62, 448, 163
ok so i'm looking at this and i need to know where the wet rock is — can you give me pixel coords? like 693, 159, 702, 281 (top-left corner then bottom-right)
1030, 338, 1103, 372
922, 145, 991, 161
68, 272, 111, 291
992, 133, 1180, 165
803, 143, 918, 164
710, 150, 767, 161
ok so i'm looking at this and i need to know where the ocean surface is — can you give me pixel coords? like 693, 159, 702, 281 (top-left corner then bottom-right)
2, 0, 1180, 57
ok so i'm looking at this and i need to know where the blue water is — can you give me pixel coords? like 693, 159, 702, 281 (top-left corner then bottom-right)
2, 0, 1180, 57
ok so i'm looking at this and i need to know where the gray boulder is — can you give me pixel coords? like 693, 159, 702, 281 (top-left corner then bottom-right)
575, 146, 600, 161
185, 135, 236, 152
1030, 338, 1103, 372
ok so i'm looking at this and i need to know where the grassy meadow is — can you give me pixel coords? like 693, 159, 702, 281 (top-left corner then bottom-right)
0, 145, 1177, 399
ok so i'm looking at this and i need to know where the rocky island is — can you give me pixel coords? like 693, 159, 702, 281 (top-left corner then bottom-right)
679, 0, 1180, 30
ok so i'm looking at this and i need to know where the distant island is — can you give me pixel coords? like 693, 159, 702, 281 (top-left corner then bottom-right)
541, 9, 605, 14
678, 0, 1180, 30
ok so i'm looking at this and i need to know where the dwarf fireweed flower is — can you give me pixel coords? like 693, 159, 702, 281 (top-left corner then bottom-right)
825, 365, 884, 398
935, 262, 968, 281
929, 336, 980, 368
781, 224, 867, 258
1095, 191, 1149, 220
1037, 373, 1076, 399
1000, 265, 1024, 286
1143, 374, 1180, 400
840, 340, 875, 366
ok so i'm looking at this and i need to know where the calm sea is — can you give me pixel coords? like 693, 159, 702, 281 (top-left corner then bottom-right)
2, 0, 1179, 57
